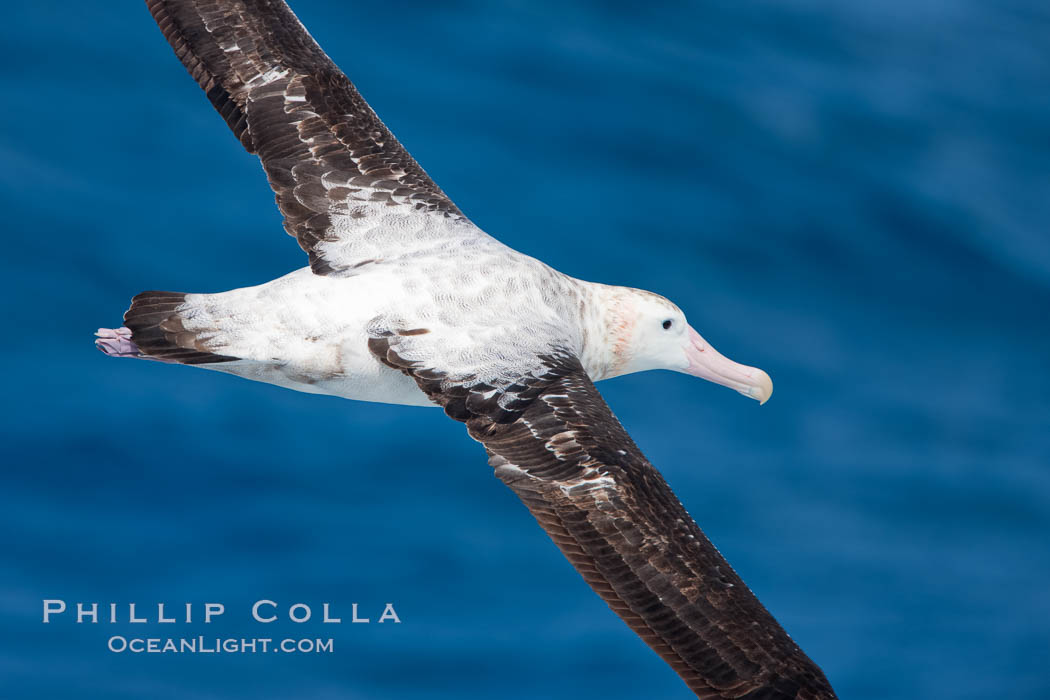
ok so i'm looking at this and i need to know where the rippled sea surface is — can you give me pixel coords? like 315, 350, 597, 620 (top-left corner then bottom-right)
1, 2, 1048, 698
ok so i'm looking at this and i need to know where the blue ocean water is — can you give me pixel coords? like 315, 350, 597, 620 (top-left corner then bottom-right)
1, 1, 1048, 698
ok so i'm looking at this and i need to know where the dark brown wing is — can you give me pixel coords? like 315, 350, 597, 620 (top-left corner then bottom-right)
376, 344, 838, 699
146, 0, 478, 274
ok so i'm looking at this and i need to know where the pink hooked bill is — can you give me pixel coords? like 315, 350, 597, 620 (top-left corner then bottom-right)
683, 327, 773, 404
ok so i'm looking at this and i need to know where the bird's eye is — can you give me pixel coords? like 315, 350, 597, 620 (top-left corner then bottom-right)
662, 319, 673, 330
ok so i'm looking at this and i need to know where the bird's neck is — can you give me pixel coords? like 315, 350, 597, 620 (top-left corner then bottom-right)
576, 283, 637, 382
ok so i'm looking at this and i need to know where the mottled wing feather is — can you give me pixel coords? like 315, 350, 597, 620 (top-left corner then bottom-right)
367, 328, 580, 424
380, 346, 837, 699
146, 0, 476, 274
475, 372, 837, 699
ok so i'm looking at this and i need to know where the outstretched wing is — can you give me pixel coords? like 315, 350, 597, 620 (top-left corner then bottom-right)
146, 0, 484, 274
379, 347, 838, 699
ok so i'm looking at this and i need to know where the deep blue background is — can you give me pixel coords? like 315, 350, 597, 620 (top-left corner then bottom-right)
1, 1, 1048, 698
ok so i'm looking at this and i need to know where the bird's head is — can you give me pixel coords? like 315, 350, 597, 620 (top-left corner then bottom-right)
603, 288, 773, 405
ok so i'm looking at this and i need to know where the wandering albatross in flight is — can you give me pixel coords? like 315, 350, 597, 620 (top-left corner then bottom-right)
96, 1, 837, 697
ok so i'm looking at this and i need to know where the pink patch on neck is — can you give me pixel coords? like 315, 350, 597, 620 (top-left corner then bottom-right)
608, 305, 637, 374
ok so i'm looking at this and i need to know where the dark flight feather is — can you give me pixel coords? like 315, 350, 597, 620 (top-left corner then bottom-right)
381, 347, 838, 699
145, 0, 466, 275
123, 291, 238, 364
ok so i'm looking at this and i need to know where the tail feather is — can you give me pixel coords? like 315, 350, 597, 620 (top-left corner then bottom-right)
97, 291, 237, 365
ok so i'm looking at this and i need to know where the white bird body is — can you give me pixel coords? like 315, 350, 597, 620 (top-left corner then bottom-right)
100, 236, 773, 409
134, 241, 708, 407
176, 266, 437, 406
163, 245, 586, 406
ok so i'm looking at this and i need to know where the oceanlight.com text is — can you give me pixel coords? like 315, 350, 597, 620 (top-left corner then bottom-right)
107, 636, 334, 654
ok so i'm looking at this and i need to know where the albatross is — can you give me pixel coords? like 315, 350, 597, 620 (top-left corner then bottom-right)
96, 1, 837, 697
